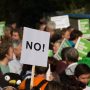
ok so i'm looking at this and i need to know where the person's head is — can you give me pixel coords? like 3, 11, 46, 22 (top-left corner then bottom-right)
49, 72, 60, 82
45, 81, 64, 90
53, 40, 62, 54
11, 28, 23, 41
63, 47, 79, 65
45, 21, 56, 38
35, 66, 47, 75
13, 41, 22, 60
69, 30, 82, 43
74, 64, 90, 85
60, 28, 71, 40
3, 86, 17, 90
60, 72, 85, 90
66, 85, 83, 90
66, 26, 75, 32
61, 47, 71, 61
4, 26, 13, 39
39, 22, 46, 31
11, 23, 17, 30
0, 40, 13, 61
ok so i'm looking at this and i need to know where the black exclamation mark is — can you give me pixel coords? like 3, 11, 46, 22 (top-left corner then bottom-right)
42, 44, 45, 52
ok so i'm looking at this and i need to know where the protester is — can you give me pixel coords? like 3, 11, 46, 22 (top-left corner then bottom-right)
62, 47, 79, 75
44, 21, 56, 37
60, 73, 85, 90
66, 26, 75, 32
74, 64, 90, 90
11, 28, 23, 41
59, 28, 71, 40
69, 29, 83, 47
55, 47, 70, 75
53, 40, 62, 54
0, 40, 13, 75
49, 34, 60, 50
19, 66, 48, 90
9, 41, 23, 75
45, 81, 65, 90
46, 62, 60, 82
4, 26, 13, 40
20, 64, 32, 80
45, 79, 83, 90
1, 13, 90, 90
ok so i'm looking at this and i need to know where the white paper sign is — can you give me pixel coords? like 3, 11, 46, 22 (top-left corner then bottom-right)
51, 15, 70, 29
20, 27, 50, 67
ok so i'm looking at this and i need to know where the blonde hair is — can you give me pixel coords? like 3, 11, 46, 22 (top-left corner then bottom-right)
46, 21, 56, 29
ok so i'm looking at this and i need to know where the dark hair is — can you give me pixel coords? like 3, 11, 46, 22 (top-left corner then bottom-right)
48, 57, 58, 72
66, 85, 83, 90
69, 30, 82, 40
35, 66, 47, 75
20, 64, 32, 79
50, 33, 60, 44
66, 26, 74, 31
45, 80, 83, 90
0, 40, 12, 60
45, 81, 64, 90
11, 28, 23, 40
61, 47, 71, 60
74, 64, 90, 78
59, 28, 68, 39
60, 72, 85, 90
5, 19, 17, 26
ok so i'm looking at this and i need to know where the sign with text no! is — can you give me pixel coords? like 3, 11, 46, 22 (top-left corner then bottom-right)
20, 27, 50, 67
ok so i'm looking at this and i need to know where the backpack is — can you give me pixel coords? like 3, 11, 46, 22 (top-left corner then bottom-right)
25, 79, 47, 90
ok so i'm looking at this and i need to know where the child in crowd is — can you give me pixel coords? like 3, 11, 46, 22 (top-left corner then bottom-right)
69, 29, 82, 47
53, 40, 62, 54
74, 64, 90, 90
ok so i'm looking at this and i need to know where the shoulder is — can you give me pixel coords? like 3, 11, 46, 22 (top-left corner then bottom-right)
83, 86, 90, 90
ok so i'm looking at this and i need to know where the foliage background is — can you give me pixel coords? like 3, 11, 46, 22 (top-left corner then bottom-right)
0, 0, 90, 28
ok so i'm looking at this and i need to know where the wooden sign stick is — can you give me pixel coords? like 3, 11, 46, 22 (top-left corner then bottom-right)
30, 65, 35, 89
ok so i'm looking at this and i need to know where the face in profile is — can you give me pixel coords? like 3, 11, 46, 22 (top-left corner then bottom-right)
62, 31, 70, 40
12, 32, 20, 41
6, 47, 13, 61
53, 42, 60, 54
78, 73, 90, 85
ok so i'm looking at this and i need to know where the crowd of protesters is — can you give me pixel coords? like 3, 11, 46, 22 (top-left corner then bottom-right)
0, 17, 90, 90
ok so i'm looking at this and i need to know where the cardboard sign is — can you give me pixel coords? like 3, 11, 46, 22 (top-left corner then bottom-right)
51, 15, 70, 29
0, 21, 5, 36
54, 39, 71, 60
75, 37, 90, 60
78, 19, 90, 39
20, 27, 50, 67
